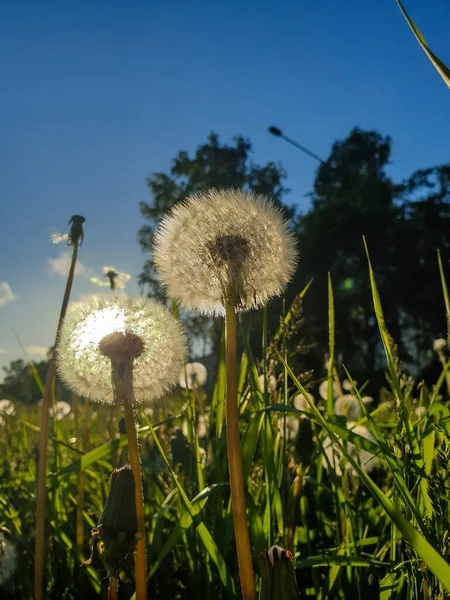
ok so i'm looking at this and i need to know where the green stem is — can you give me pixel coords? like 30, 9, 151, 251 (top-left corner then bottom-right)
225, 302, 256, 600
111, 361, 147, 600
34, 242, 78, 600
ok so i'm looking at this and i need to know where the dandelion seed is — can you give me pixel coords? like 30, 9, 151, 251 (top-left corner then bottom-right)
179, 362, 208, 389
335, 395, 362, 421
49, 233, 70, 244
57, 294, 185, 404
0, 530, 17, 586
153, 188, 297, 315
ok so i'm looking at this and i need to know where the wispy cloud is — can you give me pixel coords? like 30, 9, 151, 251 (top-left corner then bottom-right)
26, 345, 49, 358
0, 282, 17, 308
0, 348, 8, 354
90, 266, 132, 290
48, 251, 90, 277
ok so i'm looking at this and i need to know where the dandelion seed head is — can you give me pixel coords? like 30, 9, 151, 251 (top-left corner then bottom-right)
179, 362, 208, 389
0, 531, 17, 586
0, 400, 15, 416
347, 423, 377, 474
342, 379, 356, 392
57, 294, 185, 404
259, 374, 277, 394
335, 395, 362, 421
433, 338, 447, 352
319, 380, 340, 401
278, 415, 299, 440
415, 406, 426, 419
293, 392, 314, 413
50, 401, 71, 421
153, 188, 298, 315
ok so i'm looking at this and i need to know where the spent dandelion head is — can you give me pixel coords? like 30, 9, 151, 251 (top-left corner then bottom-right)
57, 294, 185, 404
335, 394, 363, 422
0, 529, 17, 587
153, 188, 297, 315
433, 338, 447, 352
179, 362, 208, 389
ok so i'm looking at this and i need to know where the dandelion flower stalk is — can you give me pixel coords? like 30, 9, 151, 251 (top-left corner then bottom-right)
57, 294, 185, 600
225, 300, 256, 600
154, 188, 297, 600
34, 215, 84, 600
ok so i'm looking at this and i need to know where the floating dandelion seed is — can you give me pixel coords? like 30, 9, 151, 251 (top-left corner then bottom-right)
0, 530, 17, 586
57, 294, 185, 404
335, 394, 362, 421
153, 188, 297, 315
50, 401, 71, 421
179, 362, 208, 389
49, 233, 70, 244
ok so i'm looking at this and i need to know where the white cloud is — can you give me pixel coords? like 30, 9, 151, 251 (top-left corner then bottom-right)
49, 251, 89, 277
0, 282, 17, 308
0, 348, 8, 354
26, 345, 49, 358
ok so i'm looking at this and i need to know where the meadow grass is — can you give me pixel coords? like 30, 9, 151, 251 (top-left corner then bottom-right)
1, 248, 450, 599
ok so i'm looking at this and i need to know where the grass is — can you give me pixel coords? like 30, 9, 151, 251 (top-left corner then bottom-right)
1, 248, 450, 599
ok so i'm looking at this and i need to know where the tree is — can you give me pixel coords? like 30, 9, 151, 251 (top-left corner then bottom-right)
138, 132, 291, 351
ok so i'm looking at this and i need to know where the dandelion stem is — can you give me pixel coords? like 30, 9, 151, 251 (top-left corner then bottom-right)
111, 361, 147, 600
108, 576, 118, 600
225, 301, 256, 600
34, 241, 79, 600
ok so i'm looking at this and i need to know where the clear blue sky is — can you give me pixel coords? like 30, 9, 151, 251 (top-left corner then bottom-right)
0, 0, 449, 376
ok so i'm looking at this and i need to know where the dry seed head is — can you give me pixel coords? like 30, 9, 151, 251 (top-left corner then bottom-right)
179, 362, 208, 389
153, 188, 298, 315
57, 294, 185, 404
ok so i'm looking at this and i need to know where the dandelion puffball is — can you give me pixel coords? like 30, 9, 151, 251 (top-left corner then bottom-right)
57, 294, 185, 404
433, 338, 447, 352
335, 395, 362, 422
0, 531, 17, 586
0, 400, 15, 416
179, 362, 208, 389
258, 374, 277, 394
319, 380, 340, 401
50, 401, 71, 421
153, 188, 297, 316
293, 392, 314, 412
347, 423, 377, 474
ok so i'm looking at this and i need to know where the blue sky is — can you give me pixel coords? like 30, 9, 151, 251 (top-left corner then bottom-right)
0, 0, 449, 376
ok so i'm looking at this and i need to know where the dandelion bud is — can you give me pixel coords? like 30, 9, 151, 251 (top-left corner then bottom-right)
83, 467, 138, 580
259, 545, 299, 600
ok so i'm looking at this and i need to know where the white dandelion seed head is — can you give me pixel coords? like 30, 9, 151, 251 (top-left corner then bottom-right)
319, 380, 340, 401
153, 188, 298, 316
415, 406, 426, 419
278, 415, 299, 441
258, 374, 277, 394
293, 392, 314, 412
433, 338, 447, 352
50, 401, 71, 421
346, 423, 377, 475
179, 362, 208, 389
0, 531, 17, 585
0, 400, 15, 416
197, 414, 209, 439
321, 437, 343, 476
335, 395, 362, 421
57, 294, 185, 405
362, 396, 374, 405
342, 379, 356, 392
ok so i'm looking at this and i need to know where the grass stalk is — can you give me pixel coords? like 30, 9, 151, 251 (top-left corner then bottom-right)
225, 301, 256, 600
